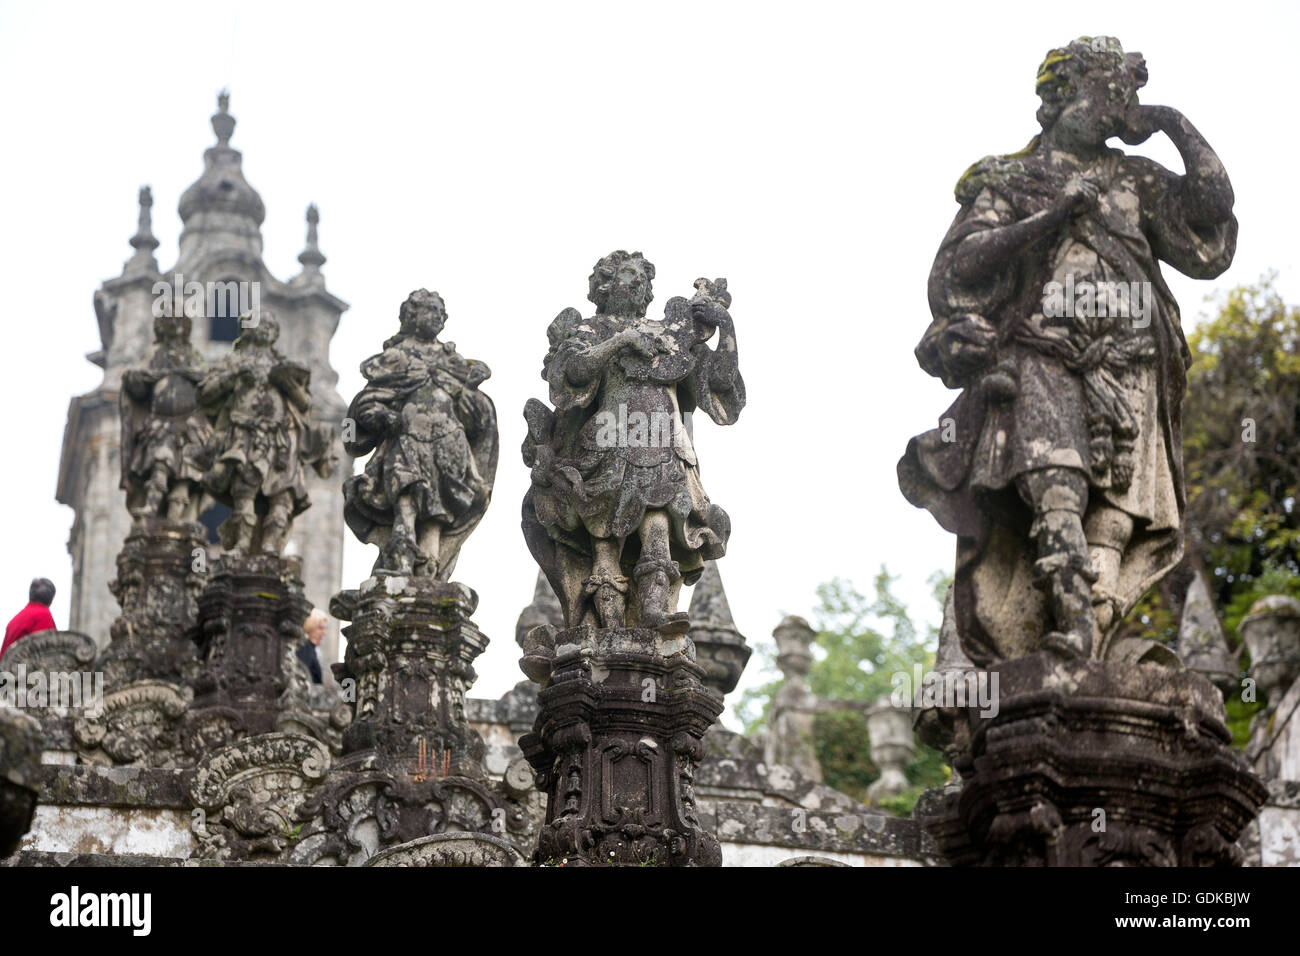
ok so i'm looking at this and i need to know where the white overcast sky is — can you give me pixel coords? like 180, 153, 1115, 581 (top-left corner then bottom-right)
1, 1, 1296, 713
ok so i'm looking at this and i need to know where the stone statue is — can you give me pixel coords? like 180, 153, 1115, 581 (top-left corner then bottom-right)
522, 250, 745, 629
120, 311, 214, 521
342, 290, 498, 579
898, 36, 1236, 663
198, 313, 334, 553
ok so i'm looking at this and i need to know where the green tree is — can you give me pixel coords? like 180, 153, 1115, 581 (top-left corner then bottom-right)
736, 568, 951, 813
1124, 276, 1300, 741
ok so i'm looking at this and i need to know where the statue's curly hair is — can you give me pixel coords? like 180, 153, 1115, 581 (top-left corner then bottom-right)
1035, 36, 1147, 127
588, 250, 655, 313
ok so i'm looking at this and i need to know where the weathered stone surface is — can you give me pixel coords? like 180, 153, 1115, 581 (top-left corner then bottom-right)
864, 697, 915, 803
119, 311, 213, 522
520, 624, 723, 866
364, 832, 527, 867
764, 616, 822, 782
342, 290, 498, 580
898, 36, 1237, 664
333, 576, 488, 769
198, 312, 335, 555
921, 653, 1266, 866
689, 561, 751, 697
185, 553, 317, 754
521, 251, 744, 630
1176, 568, 1238, 690
0, 705, 42, 857
101, 518, 206, 687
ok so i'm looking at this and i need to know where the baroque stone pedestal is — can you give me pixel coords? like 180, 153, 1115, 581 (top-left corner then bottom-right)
74, 519, 206, 767
101, 518, 207, 686
921, 653, 1267, 866
183, 553, 313, 754
519, 625, 723, 867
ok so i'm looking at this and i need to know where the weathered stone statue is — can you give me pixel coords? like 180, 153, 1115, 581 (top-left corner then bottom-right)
901, 37, 1263, 867
522, 250, 744, 630
120, 310, 213, 521
343, 290, 498, 579
899, 36, 1237, 663
198, 312, 334, 554
518, 252, 742, 867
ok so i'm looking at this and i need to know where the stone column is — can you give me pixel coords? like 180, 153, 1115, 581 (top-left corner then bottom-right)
764, 615, 822, 782
1242, 595, 1300, 781
519, 624, 723, 866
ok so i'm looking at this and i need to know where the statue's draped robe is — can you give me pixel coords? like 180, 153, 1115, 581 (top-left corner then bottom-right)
201, 351, 317, 518
343, 338, 498, 576
898, 146, 1236, 665
524, 298, 744, 594
120, 351, 213, 511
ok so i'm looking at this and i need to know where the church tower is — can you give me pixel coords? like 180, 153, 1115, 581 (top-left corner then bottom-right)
56, 93, 352, 667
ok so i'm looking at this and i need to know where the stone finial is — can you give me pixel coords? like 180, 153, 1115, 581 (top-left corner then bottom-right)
1176, 570, 1237, 689
865, 697, 915, 803
773, 615, 816, 683
765, 615, 822, 782
689, 561, 751, 696
212, 89, 235, 147
515, 570, 563, 650
297, 203, 326, 272
125, 185, 160, 274
1240, 595, 1300, 703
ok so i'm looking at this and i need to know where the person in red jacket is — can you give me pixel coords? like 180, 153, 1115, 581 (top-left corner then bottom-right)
1, 578, 57, 659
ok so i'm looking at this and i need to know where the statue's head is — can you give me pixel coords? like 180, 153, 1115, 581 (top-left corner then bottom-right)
398, 289, 447, 340
1035, 36, 1147, 147
235, 311, 279, 350
153, 311, 192, 346
588, 251, 655, 317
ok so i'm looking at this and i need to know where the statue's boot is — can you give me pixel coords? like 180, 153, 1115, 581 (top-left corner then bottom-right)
583, 570, 628, 628
633, 558, 681, 629
1031, 509, 1097, 659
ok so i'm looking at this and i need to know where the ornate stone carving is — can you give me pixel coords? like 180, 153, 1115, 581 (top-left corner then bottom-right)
920, 654, 1266, 866
519, 625, 723, 866
119, 311, 213, 522
521, 251, 744, 630
73, 680, 193, 768
101, 517, 206, 688
518, 253, 740, 866
332, 577, 488, 767
898, 36, 1237, 663
0, 630, 97, 675
189, 733, 331, 860
197, 312, 335, 555
364, 832, 528, 867
184, 554, 316, 754
342, 290, 498, 579
896, 38, 1262, 866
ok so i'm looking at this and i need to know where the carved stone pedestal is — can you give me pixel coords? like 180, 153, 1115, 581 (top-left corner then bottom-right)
74, 520, 206, 767
519, 625, 723, 867
332, 576, 489, 770
183, 553, 312, 754
101, 518, 207, 686
921, 653, 1267, 866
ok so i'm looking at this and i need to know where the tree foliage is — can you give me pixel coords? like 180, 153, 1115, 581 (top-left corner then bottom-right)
736, 568, 951, 813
